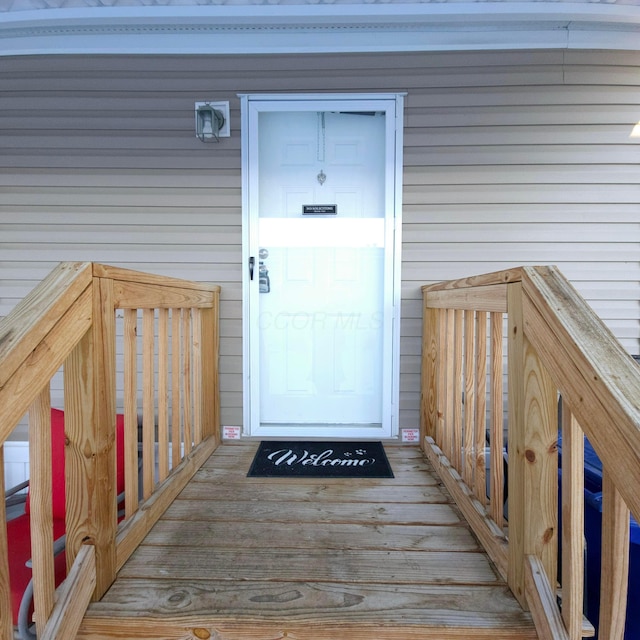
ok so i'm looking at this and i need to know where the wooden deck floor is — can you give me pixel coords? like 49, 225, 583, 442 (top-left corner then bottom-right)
78, 443, 536, 640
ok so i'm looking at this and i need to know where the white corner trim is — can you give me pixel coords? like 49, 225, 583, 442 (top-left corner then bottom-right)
0, 3, 639, 55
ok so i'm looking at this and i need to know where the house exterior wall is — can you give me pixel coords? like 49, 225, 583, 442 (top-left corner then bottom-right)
1, 49, 639, 437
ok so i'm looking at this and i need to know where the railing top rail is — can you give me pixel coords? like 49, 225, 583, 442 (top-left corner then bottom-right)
421, 266, 527, 293
0, 262, 92, 391
521, 265, 640, 523
92, 263, 221, 294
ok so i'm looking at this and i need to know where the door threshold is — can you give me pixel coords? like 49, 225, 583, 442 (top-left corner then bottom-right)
251, 423, 391, 440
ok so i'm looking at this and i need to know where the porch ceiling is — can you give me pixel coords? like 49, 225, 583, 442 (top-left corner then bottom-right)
1, 0, 639, 56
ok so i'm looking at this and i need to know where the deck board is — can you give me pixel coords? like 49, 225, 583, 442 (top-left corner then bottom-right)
140, 521, 481, 551
79, 443, 537, 639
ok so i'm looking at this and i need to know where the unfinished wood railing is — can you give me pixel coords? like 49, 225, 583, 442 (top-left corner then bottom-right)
421, 266, 640, 640
0, 262, 220, 640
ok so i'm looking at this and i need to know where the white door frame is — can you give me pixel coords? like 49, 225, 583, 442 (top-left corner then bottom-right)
241, 93, 404, 439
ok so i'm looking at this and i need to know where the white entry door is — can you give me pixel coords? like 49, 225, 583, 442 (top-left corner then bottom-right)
242, 94, 403, 439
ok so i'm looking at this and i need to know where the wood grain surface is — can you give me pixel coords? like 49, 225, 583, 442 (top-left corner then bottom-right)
79, 443, 536, 639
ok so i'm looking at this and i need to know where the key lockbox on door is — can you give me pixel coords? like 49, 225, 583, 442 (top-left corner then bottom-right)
258, 248, 270, 293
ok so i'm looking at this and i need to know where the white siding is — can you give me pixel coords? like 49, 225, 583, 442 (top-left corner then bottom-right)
3, 442, 29, 490
1, 50, 638, 436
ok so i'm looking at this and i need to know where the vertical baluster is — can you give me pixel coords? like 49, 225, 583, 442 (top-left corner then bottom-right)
452, 309, 464, 472
561, 404, 585, 640
123, 308, 139, 518
28, 388, 55, 636
182, 308, 193, 456
475, 311, 487, 505
489, 311, 504, 527
158, 308, 170, 480
443, 308, 455, 461
142, 308, 155, 500
192, 308, 203, 446
171, 309, 181, 468
463, 310, 476, 487
0, 444, 12, 640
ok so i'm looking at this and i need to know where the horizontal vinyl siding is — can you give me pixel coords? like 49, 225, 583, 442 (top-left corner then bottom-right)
1, 49, 639, 436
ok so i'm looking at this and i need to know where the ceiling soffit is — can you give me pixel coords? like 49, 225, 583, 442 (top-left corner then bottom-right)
1, 2, 640, 54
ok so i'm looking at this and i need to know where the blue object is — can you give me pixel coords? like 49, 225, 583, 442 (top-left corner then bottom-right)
558, 433, 640, 639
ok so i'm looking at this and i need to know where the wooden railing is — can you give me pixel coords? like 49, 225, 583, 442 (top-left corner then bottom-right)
0, 262, 221, 640
421, 266, 640, 640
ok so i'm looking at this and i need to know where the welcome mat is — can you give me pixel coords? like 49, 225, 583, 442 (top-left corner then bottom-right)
247, 441, 394, 478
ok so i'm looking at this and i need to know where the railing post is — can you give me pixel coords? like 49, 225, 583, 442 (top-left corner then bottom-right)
200, 297, 220, 441
91, 276, 118, 599
420, 295, 439, 443
64, 276, 117, 601
507, 282, 559, 609
598, 472, 630, 640
508, 282, 527, 606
